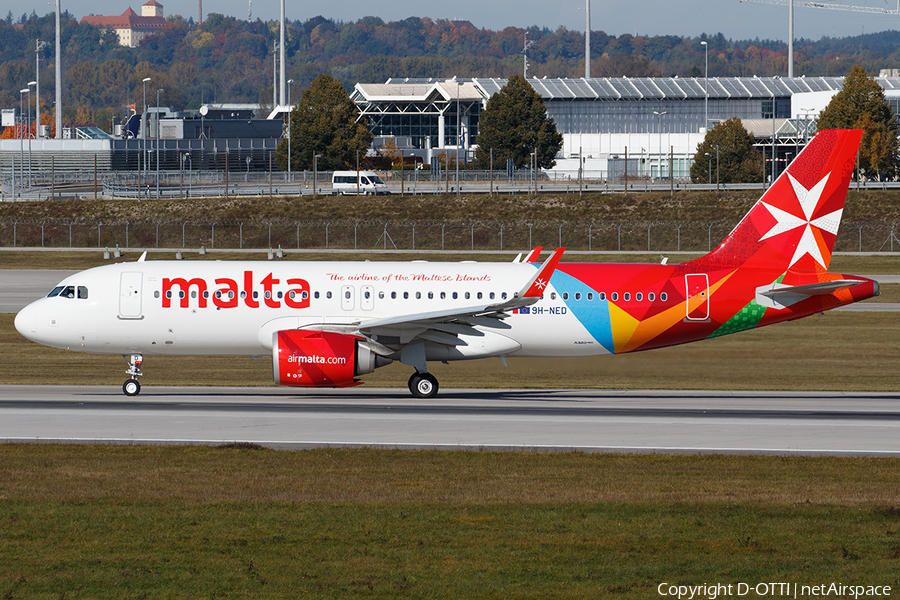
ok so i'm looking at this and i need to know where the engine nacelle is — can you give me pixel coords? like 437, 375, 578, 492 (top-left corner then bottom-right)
272, 329, 390, 388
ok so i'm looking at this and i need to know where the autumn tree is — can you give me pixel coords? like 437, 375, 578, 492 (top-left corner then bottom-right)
473, 75, 563, 170
690, 117, 763, 184
275, 73, 373, 171
818, 64, 899, 180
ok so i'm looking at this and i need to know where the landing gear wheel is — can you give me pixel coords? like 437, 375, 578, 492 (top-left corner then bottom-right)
408, 372, 439, 399
123, 378, 141, 397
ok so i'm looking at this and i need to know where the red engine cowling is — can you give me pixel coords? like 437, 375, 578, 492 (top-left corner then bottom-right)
272, 329, 383, 388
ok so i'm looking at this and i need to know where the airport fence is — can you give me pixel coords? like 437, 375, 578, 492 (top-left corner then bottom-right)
2, 218, 900, 254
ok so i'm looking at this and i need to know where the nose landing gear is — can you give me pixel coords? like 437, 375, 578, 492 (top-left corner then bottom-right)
123, 354, 144, 396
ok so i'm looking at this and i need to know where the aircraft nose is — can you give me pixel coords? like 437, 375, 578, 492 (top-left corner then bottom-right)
15, 303, 38, 341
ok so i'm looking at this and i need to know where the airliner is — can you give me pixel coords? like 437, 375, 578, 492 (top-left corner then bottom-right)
15, 129, 878, 398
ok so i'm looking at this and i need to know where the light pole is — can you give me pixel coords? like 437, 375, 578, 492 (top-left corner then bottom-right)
715, 144, 720, 197
142, 77, 151, 188
456, 80, 462, 197
700, 40, 708, 131
704, 152, 711, 184
156, 88, 163, 198
313, 153, 321, 198
653, 110, 667, 180
19, 88, 28, 191
34, 39, 47, 137
184, 153, 192, 195
769, 78, 777, 185
27, 82, 35, 187
286, 78, 294, 178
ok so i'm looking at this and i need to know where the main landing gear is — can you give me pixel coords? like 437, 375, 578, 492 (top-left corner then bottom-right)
123, 353, 143, 396
408, 371, 439, 399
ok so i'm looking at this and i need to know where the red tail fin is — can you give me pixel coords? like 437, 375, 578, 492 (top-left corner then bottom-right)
695, 129, 862, 273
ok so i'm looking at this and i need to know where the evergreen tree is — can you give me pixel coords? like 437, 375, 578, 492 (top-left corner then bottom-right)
275, 73, 373, 171
690, 117, 763, 184
818, 64, 899, 180
473, 75, 563, 170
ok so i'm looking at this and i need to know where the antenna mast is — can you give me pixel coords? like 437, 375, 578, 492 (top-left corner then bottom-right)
523, 31, 534, 78
585, 0, 591, 78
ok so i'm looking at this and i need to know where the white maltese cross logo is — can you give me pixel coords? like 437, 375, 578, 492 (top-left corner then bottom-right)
759, 172, 841, 269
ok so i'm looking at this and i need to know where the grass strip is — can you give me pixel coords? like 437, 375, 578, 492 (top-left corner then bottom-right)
3, 311, 900, 391
1, 446, 899, 599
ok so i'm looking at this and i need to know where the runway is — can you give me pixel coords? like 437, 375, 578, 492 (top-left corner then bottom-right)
1, 385, 898, 457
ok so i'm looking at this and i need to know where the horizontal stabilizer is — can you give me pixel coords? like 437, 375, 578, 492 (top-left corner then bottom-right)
759, 279, 868, 298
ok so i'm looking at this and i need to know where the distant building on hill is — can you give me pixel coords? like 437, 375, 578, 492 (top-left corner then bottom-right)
81, 0, 166, 48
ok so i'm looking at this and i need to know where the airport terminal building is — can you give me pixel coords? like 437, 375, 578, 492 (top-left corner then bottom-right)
353, 76, 900, 180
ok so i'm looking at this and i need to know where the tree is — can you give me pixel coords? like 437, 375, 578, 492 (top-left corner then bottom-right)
818, 64, 899, 180
275, 73, 373, 172
690, 117, 763, 184
473, 75, 563, 170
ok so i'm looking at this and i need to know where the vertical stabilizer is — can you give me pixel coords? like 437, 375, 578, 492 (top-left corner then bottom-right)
693, 129, 862, 273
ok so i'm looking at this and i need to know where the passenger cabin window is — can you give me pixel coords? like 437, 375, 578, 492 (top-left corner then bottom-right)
562, 292, 569, 300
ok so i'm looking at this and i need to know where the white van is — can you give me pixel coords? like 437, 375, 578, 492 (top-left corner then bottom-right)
332, 171, 390, 195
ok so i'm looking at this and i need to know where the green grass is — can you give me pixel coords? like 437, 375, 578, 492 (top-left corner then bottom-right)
1, 446, 899, 599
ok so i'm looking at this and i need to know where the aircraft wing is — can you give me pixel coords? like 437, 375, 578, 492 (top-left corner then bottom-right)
354, 247, 565, 347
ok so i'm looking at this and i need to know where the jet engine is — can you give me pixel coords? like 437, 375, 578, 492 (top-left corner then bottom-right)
272, 329, 390, 388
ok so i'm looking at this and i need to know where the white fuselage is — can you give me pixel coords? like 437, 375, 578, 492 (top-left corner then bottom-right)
15, 260, 605, 360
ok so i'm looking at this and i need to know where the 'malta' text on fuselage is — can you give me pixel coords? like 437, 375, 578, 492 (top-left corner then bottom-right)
161, 271, 310, 309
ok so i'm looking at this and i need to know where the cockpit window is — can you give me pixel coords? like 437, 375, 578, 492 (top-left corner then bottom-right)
50, 285, 87, 299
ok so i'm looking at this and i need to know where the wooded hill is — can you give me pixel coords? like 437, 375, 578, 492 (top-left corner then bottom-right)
1, 11, 900, 130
